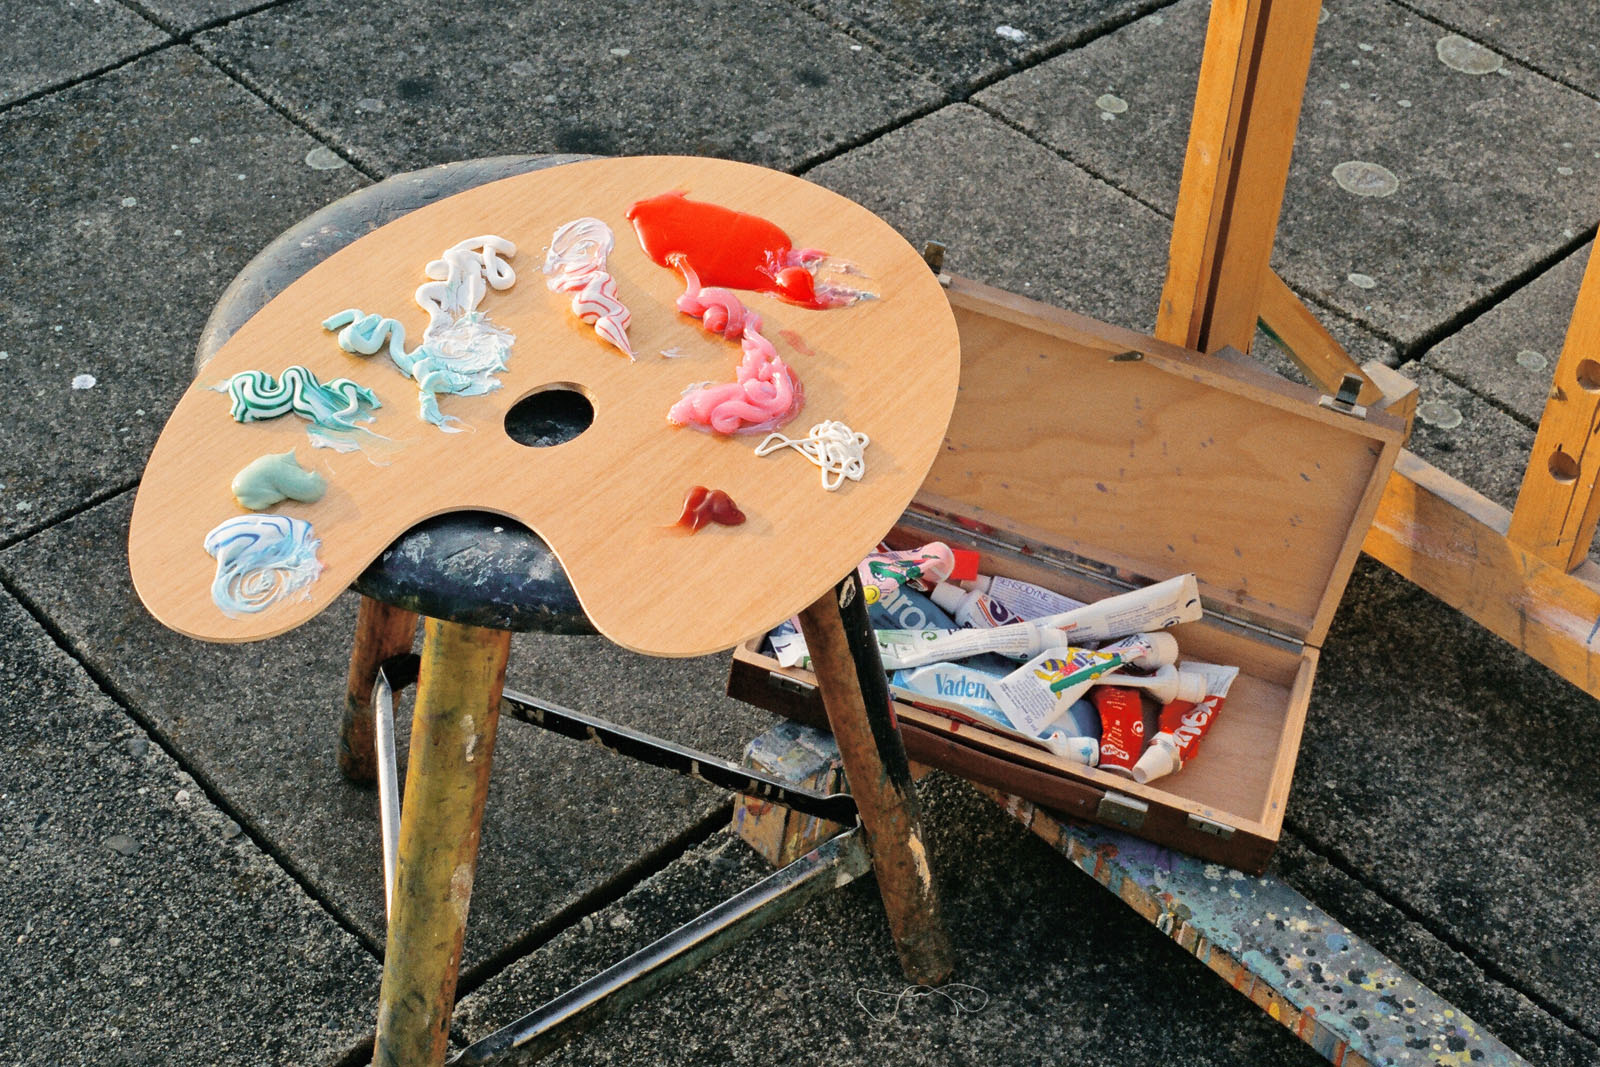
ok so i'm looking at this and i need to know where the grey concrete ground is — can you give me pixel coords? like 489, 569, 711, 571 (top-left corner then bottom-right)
1, 1, 1597, 1065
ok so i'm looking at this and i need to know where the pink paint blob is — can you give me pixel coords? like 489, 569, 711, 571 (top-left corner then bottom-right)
667, 325, 804, 435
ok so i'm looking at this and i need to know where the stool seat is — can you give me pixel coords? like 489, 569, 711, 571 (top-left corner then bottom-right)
194, 154, 595, 634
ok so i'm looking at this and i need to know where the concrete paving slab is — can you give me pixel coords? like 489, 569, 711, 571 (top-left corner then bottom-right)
975, 0, 1600, 350
0, 589, 377, 1066
1393, 361, 1535, 510
1404, 0, 1600, 100
133, 0, 267, 36
0, 0, 167, 107
1289, 552, 1600, 1036
806, 104, 1173, 333
0, 493, 780, 974
790, 0, 1171, 92
0, 48, 363, 541
1422, 240, 1591, 426
1274, 832, 1600, 1067
458, 776, 1328, 1066
194, 0, 943, 176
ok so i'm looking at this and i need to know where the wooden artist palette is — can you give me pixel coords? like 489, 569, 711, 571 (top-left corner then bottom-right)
129, 156, 960, 655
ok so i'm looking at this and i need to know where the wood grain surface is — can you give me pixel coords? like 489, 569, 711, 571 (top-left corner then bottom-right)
129, 156, 960, 654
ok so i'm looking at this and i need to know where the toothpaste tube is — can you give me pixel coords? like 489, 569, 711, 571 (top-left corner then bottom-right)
1132, 662, 1241, 784
961, 574, 1087, 621
869, 582, 957, 633
858, 542, 981, 602
1031, 573, 1202, 643
890, 661, 1009, 721
929, 580, 1026, 628
764, 618, 807, 667
892, 664, 1099, 766
1089, 663, 1207, 705
868, 624, 1066, 670
1095, 686, 1147, 774
990, 641, 1142, 736
1099, 631, 1179, 670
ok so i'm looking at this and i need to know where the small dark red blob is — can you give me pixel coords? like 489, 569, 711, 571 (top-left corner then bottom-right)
675, 486, 747, 532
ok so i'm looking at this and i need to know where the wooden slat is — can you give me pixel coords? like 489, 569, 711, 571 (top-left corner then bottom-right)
1508, 239, 1600, 571
1366, 450, 1600, 697
987, 794, 1532, 1067
1157, 0, 1323, 355
1256, 270, 1384, 404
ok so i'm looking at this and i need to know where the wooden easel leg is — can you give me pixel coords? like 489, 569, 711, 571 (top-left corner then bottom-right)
372, 618, 510, 1067
1156, 0, 1322, 355
342, 596, 420, 783
797, 574, 954, 985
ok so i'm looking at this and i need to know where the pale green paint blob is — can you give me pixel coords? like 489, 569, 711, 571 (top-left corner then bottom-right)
232, 451, 327, 510
1436, 34, 1502, 75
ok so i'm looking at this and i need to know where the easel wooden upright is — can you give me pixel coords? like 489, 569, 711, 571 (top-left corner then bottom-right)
1163, 0, 1600, 697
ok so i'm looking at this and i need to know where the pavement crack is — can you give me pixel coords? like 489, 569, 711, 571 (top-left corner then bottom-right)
450, 799, 735, 1002
1384, 0, 1600, 107
0, 40, 178, 118
1284, 818, 1600, 1048
1395, 223, 1598, 367
0, 479, 141, 554
187, 42, 387, 183
0, 568, 384, 961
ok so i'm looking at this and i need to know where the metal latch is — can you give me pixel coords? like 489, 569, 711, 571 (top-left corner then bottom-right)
767, 671, 816, 697
1186, 813, 1236, 839
1318, 372, 1369, 419
1097, 791, 1148, 830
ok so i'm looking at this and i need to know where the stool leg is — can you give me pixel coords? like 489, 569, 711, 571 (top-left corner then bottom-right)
797, 574, 954, 985
373, 618, 510, 1067
343, 596, 420, 783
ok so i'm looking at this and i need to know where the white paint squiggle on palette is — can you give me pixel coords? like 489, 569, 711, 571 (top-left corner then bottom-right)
204, 514, 323, 617
755, 420, 869, 490
323, 235, 517, 430
543, 218, 634, 359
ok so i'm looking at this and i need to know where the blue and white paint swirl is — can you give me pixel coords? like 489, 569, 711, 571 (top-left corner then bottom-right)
323, 234, 517, 430
204, 514, 324, 617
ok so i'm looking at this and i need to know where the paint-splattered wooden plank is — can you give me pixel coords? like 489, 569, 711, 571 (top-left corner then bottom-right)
986, 790, 1529, 1067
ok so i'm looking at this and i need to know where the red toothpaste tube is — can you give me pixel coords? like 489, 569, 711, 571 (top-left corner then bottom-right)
1132, 662, 1241, 783
1093, 686, 1146, 774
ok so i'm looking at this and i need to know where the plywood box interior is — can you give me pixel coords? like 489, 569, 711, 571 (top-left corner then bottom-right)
730, 275, 1405, 872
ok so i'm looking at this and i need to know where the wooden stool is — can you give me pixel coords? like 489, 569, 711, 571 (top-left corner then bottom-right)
141, 156, 958, 1065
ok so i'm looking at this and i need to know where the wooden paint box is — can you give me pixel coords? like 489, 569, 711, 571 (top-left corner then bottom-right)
729, 276, 1405, 873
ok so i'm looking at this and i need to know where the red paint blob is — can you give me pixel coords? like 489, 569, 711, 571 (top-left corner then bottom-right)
674, 486, 747, 532
627, 191, 833, 309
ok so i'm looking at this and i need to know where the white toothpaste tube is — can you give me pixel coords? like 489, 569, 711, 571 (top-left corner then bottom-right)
1031, 573, 1202, 643
962, 574, 1088, 621
1089, 663, 1208, 704
930, 580, 1027, 628
991, 639, 1148, 736
1099, 631, 1179, 670
872, 624, 1068, 670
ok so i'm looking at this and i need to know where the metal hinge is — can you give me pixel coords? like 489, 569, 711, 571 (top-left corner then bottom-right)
767, 671, 816, 697
1318, 372, 1369, 419
1186, 813, 1236, 839
1097, 791, 1148, 830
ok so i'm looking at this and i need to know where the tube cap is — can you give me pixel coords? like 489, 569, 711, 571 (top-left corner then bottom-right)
929, 581, 968, 614
1173, 670, 1209, 705
948, 549, 982, 582
1138, 631, 1179, 668
1132, 737, 1179, 783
